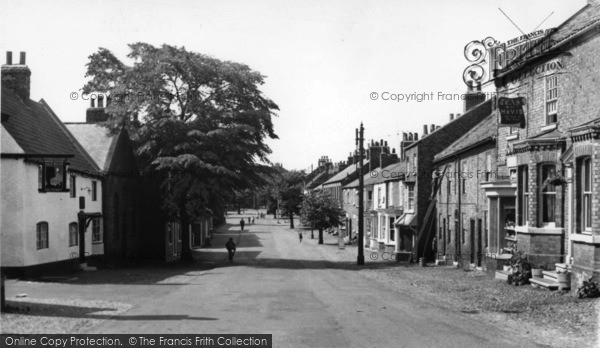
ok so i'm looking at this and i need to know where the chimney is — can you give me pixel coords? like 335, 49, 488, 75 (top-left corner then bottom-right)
414, 133, 419, 141
1, 51, 31, 100
402, 132, 407, 141
369, 141, 383, 171
464, 81, 486, 112
86, 92, 110, 123
430, 124, 435, 133
456, 113, 461, 118
449, 113, 454, 121
423, 125, 428, 136
347, 152, 354, 165
380, 151, 399, 169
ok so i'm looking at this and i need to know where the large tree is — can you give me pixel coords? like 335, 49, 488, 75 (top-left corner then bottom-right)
83, 43, 279, 261
300, 191, 344, 244
278, 170, 305, 229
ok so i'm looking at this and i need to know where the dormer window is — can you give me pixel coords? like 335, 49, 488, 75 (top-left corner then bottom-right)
38, 161, 69, 192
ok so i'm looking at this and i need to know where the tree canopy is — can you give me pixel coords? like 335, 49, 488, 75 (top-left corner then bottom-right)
300, 191, 345, 244
83, 43, 279, 261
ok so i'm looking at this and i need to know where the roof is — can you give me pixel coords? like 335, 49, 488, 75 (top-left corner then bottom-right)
322, 160, 369, 186
344, 161, 403, 189
65, 123, 119, 171
1, 88, 99, 173
404, 99, 493, 151
434, 114, 496, 163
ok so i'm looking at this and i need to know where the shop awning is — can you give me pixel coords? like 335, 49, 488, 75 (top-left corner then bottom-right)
394, 213, 416, 227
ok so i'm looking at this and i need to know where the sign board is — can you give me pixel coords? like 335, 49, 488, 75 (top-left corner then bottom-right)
498, 97, 526, 128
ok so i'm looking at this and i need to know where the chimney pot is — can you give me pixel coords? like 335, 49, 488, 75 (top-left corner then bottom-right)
450, 113, 454, 121
6, 52, 12, 65
402, 132, 407, 141
423, 125, 428, 135
430, 124, 435, 133
19, 52, 26, 65
414, 133, 419, 140
384, 141, 388, 147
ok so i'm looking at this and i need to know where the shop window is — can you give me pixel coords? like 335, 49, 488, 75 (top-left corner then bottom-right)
38, 161, 68, 192
92, 218, 102, 243
546, 75, 558, 124
407, 185, 415, 210
579, 157, 593, 232
36, 222, 49, 249
540, 164, 556, 225
69, 222, 78, 246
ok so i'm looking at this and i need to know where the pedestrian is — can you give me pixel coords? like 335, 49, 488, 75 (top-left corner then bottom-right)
240, 218, 245, 231
298, 232, 303, 243
226, 238, 236, 263
248, 217, 251, 224
251, 217, 255, 225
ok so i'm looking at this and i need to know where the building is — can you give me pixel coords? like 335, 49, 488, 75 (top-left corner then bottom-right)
401, 97, 492, 261
1, 52, 103, 277
486, 1, 600, 288
65, 100, 142, 264
433, 114, 497, 269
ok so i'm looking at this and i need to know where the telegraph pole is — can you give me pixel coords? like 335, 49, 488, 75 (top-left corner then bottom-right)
357, 123, 365, 265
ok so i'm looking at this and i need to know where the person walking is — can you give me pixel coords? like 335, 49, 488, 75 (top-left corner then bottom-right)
226, 238, 236, 263
298, 232, 303, 243
240, 218, 245, 231
251, 217, 255, 225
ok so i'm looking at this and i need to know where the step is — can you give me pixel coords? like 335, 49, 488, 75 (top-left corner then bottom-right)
542, 270, 558, 280
79, 263, 97, 271
530, 277, 560, 289
495, 270, 510, 281
555, 263, 568, 272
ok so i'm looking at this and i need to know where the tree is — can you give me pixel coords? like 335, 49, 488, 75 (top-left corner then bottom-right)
278, 170, 305, 229
300, 191, 345, 244
83, 43, 279, 262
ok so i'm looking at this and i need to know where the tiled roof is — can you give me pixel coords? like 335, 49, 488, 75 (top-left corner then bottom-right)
434, 114, 496, 162
65, 123, 119, 171
1, 124, 24, 153
322, 160, 369, 185
1, 88, 99, 173
344, 161, 404, 188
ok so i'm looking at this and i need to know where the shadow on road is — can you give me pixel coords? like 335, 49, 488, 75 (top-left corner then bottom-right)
4, 301, 218, 321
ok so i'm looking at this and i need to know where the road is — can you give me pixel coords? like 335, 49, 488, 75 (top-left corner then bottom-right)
80, 215, 535, 347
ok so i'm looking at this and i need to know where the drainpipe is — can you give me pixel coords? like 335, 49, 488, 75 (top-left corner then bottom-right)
455, 155, 462, 262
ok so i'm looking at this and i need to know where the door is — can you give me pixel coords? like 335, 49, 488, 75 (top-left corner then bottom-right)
477, 218, 483, 267
470, 219, 475, 264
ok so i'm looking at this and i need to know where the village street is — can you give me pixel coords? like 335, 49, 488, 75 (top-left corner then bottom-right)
4, 214, 542, 347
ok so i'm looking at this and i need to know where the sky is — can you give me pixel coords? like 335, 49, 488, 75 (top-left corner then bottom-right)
0, 0, 587, 171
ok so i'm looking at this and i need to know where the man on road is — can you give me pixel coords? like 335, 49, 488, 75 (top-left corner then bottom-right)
226, 238, 237, 263
240, 218, 245, 231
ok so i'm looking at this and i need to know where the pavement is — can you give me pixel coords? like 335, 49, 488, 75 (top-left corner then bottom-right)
3, 213, 543, 347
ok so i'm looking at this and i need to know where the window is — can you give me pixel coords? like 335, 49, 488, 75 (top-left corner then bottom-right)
38, 161, 68, 192
69, 175, 76, 198
509, 126, 519, 134
462, 213, 466, 244
91, 181, 97, 201
36, 222, 49, 249
389, 217, 395, 241
546, 75, 558, 124
462, 178, 467, 194
518, 165, 529, 225
407, 185, 415, 210
540, 164, 556, 225
485, 153, 492, 181
69, 222, 78, 246
438, 214, 442, 239
380, 216, 386, 240
367, 190, 373, 201
484, 210, 488, 249
447, 179, 451, 197
447, 215, 451, 244
579, 157, 593, 232
377, 187, 382, 206
91, 218, 102, 243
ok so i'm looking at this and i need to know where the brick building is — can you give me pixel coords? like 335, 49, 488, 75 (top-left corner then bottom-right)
486, 1, 600, 288
400, 98, 492, 261
433, 114, 497, 269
